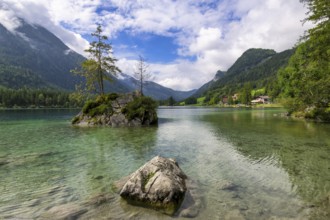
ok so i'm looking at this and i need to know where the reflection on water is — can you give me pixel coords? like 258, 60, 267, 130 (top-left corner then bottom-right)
0, 108, 329, 219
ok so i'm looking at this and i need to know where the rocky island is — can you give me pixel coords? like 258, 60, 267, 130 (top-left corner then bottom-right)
72, 93, 158, 127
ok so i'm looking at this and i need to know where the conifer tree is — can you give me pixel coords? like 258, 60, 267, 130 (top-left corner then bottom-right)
72, 24, 121, 95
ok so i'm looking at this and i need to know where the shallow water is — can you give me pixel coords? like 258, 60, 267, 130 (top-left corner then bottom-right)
0, 108, 329, 219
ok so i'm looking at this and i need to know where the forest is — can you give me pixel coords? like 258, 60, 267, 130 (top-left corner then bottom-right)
0, 87, 82, 108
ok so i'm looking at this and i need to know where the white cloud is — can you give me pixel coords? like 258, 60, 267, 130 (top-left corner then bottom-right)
154, 0, 311, 90
117, 57, 221, 91
92, 0, 311, 90
0, 0, 311, 90
0, 0, 91, 55
0, 5, 21, 32
189, 28, 223, 54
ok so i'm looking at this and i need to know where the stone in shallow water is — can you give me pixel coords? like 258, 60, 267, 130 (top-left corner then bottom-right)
93, 175, 104, 180
41, 203, 88, 219
224, 209, 246, 220
119, 156, 187, 215
217, 180, 238, 191
178, 179, 204, 218
84, 193, 115, 207
0, 160, 9, 166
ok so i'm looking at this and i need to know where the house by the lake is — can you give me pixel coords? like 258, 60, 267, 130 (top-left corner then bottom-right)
251, 96, 270, 104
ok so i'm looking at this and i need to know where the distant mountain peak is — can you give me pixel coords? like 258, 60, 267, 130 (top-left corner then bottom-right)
192, 48, 294, 97
213, 70, 225, 81
227, 48, 276, 75
243, 48, 276, 55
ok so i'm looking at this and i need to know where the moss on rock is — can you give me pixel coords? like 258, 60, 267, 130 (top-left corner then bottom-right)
119, 156, 187, 216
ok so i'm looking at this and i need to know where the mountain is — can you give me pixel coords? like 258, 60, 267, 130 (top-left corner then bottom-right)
193, 48, 295, 97
115, 73, 196, 101
194, 70, 226, 96
0, 20, 85, 90
226, 48, 276, 76
0, 19, 193, 101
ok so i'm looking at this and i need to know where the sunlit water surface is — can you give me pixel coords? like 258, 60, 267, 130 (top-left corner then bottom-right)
0, 108, 329, 219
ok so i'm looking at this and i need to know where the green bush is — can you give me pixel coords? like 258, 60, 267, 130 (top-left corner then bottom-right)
184, 97, 197, 105
106, 93, 119, 101
287, 102, 330, 122
122, 96, 158, 122
280, 97, 305, 115
71, 115, 80, 124
94, 93, 119, 103
313, 107, 330, 122
82, 100, 100, 114
82, 94, 115, 116
88, 104, 111, 117
80, 94, 158, 123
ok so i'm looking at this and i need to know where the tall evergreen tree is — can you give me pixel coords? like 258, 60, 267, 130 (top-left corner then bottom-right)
72, 24, 121, 95
168, 96, 175, 106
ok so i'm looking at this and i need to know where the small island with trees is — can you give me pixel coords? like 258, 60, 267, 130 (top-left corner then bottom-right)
71, 25, 158, 127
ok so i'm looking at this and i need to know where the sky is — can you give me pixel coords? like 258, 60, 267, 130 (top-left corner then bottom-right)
0, 0, 311, 91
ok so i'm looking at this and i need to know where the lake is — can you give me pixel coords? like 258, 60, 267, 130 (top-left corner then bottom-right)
0, 107, 329, 219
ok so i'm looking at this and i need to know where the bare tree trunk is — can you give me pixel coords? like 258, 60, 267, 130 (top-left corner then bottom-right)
134, 55, 150, 97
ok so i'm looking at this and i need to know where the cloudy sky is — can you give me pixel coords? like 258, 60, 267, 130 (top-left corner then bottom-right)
0, 0, 311, 91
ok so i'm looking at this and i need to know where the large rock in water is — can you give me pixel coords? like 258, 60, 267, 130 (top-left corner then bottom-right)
119, 156, 187, 215
72, 93, 158, 127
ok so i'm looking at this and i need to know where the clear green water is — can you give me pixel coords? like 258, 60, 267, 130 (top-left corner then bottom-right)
0, 108, 329, 219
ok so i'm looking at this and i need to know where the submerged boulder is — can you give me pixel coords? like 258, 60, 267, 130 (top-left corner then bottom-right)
41, 203, 87, 219
119, 156, 187, 215
72, 93, 158, 127
0, 159, 9, 166
177, 178, 203, 218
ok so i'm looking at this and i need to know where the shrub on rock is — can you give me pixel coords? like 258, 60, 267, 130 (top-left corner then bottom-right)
72, 93, 158, 126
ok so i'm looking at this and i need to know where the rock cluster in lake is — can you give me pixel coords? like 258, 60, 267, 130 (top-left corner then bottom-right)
117, 156, 188, 215
72, 93, 158, 127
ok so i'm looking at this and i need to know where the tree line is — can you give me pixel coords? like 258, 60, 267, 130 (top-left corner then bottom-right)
0, 87, 82, 108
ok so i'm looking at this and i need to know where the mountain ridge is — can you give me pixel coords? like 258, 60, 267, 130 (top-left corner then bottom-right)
192, 48, 294, 98
0, 19, 193, 101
